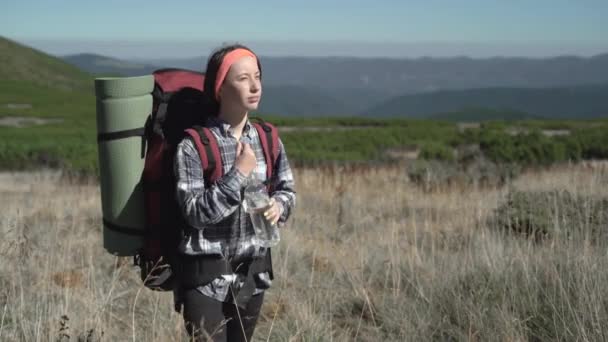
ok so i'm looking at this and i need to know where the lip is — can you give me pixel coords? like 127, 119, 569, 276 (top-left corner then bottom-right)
247, 96, 260, 103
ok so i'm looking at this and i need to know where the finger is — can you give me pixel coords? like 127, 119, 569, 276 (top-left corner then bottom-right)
264, 206, 277, 218
236, 142, 243, 156
263, 207, 272, 217
265, 211, 279, 224
264, 199, 275, 214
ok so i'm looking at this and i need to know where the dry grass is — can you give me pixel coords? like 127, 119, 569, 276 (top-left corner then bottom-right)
1, 163, 608, 341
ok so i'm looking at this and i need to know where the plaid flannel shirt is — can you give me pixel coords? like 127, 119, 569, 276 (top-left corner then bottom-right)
173, 116, 296, 302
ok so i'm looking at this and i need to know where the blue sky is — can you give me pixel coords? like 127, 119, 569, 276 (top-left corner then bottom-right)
2, 0, 607, 58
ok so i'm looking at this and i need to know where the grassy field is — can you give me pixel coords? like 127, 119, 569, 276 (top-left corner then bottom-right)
1, 163, 608, 341
3, 34, 608, 341
0, 80, 97, 172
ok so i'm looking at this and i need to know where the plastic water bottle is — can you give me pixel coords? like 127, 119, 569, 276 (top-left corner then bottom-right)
243, 176, 280, 247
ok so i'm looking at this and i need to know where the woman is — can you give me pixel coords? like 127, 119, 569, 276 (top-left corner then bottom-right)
172, 44, 296, 341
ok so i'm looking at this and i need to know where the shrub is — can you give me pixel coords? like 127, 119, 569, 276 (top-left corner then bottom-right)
491, 190, 608, 242
406, 160, 461, 192
406, 157, 521, 191
419, 142, 455, 161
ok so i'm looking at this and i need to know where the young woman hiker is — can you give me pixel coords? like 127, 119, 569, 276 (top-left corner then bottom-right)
172, 44, 296, 341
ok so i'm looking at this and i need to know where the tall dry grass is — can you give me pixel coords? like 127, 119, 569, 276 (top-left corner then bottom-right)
1, 163, 608, 341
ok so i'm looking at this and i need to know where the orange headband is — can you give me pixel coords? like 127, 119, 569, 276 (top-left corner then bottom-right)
215, 48, 258, 100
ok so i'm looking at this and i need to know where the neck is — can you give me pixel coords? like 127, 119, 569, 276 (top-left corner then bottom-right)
217, 106, 248, 137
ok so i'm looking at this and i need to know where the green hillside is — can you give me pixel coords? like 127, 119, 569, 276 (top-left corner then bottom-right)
0, 36, 93, 91
0, 80, 97, 172
0, 36, 97, 172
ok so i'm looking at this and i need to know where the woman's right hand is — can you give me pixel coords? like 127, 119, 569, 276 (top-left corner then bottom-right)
235, 142, 256, 176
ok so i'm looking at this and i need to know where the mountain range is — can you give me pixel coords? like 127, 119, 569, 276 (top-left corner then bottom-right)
61, 51, 608, 118
125, 53, 608, 93
364, 84, 608, 119
3, 36, 608, 119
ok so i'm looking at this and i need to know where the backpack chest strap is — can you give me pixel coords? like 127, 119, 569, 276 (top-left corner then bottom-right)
252, 122, 280, 189
184, 126, 223, 184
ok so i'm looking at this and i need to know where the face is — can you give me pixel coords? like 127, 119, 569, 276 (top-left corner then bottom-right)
218, 56, 262, 112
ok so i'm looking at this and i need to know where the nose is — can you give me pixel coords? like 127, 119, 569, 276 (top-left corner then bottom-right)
250, 78, 260, 93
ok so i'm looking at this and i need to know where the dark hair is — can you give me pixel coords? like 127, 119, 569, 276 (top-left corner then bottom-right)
202, 43, 262, 117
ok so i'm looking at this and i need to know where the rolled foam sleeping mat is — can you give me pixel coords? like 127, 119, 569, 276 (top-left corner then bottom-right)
96, 92, 152, 256
94, 75, 154, 99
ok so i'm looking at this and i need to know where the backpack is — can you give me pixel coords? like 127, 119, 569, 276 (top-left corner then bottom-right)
135, 68, 280, 292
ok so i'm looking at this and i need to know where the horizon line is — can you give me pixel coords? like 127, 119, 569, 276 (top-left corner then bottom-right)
7, 35, 608, 60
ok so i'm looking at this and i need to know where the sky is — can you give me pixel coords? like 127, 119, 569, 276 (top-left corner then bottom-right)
2, 0, 608, 59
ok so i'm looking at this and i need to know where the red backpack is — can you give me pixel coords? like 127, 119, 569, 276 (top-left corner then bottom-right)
136, 68, 280, 291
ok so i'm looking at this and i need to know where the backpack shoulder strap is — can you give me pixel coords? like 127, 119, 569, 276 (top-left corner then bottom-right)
184, 126, 223, 184
252, 121, 280, 182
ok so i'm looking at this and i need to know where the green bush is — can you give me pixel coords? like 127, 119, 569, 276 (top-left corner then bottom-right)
463, 157, 521, 188
419, 142, 455, 161
406, 157, 521, 191
574, 127, 608, 159
491, 190, 608, 242
478, 129, 582, 166
407, 160, 461, 192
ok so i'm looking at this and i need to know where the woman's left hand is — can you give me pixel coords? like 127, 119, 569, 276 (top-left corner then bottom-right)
264, 198, 282, 226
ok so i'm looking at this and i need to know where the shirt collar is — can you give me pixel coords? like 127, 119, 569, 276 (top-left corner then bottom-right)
207, 116, 253, 139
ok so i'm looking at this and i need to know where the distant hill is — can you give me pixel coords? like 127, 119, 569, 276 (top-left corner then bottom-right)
0, 36, 92, 91
60, 53, 358, 116
0, 39, 350, 117
129, 56, 205, 71
9, 38, 608, 119
81, 52, 608, 118
259, 85, 352, 116
131, 54, 608, 94
62, 53, 160, 77
363, 84, 608, 119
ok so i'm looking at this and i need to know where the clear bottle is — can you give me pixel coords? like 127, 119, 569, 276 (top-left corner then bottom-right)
243, 175, 280, 247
